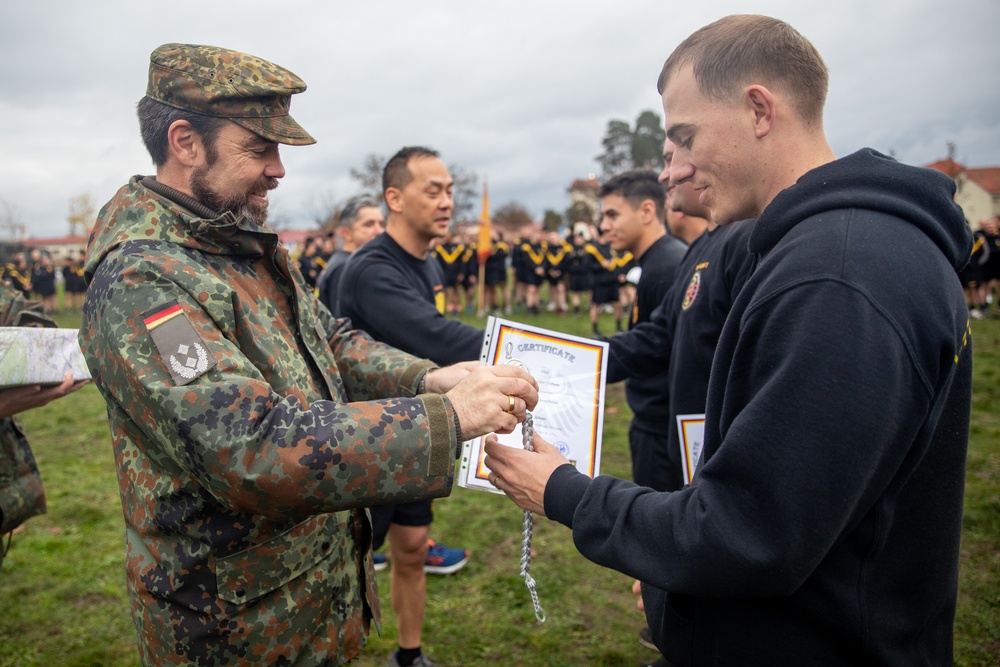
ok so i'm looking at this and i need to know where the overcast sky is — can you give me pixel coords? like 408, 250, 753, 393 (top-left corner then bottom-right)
2, 0, 998, 238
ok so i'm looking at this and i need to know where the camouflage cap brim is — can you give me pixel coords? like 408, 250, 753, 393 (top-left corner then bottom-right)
234, 115, 316, 146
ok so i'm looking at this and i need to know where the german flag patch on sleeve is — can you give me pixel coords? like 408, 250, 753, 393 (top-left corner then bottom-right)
142, 300, 217, 385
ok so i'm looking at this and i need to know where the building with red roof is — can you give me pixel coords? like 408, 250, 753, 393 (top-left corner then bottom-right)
925, 159, 1000, 228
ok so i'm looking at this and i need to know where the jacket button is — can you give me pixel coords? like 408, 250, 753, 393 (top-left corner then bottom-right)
235, 587, 245, 598
321, 541, 331, 551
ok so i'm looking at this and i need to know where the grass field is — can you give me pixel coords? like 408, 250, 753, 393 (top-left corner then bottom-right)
0, 305, 997, 666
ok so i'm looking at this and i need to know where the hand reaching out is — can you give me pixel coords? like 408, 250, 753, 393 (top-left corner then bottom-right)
0, 372, 88, 418
483, 430, 569, 516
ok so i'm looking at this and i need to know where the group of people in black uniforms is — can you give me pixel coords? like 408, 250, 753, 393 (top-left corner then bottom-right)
430, 231, 510, 314
410, 224, 636, 321
0, 248, 87, 313
960, 214, 1000, 319
295, 233, 337, 292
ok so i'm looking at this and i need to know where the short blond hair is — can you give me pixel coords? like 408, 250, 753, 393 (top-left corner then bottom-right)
657, 15, 828, 125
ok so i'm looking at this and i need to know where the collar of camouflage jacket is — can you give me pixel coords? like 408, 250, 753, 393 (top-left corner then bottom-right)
85, 175, 281, 281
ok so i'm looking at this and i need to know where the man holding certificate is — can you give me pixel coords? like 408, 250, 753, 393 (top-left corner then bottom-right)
485, 15, 971, 667
80, 46, 538, 667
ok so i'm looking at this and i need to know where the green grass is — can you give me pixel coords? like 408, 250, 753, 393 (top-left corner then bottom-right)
1, 306, 997, 666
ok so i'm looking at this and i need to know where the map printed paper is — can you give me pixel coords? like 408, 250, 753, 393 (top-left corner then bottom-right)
0, 327, 91, 388
458, 317, 607, 494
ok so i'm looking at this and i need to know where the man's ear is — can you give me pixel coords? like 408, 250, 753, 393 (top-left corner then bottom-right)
640, 198, 658, 225
384, 187, 403, 214
745, 84, 776, 139
166, 120, 202, 168
338, 225, 352, 245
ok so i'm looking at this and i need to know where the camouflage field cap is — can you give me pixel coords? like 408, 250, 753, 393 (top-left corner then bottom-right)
147, 43, 316, 146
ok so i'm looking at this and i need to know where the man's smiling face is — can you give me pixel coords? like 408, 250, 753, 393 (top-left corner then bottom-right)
662, 64, 760, 225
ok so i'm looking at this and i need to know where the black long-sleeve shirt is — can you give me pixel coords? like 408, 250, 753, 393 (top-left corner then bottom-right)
621, 234, 688, 431
336, 233, 483, 366
610, 221, 754, 439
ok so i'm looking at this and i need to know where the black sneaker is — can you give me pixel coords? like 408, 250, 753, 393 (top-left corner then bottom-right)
389, 651, 438, 667
639, 626, 657, 650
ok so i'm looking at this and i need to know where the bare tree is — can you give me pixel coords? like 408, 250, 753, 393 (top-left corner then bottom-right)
449, 164, 479, 223
493, 201, 534, 231
304, 189, 343, 231
67, 193, 96, 237
352, 153, 478, 224
265, 202, 293, 232
349, 153, 386, 202
0, 197, 26, 241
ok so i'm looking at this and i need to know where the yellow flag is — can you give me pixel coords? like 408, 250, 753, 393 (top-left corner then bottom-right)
477, 181, 491, 264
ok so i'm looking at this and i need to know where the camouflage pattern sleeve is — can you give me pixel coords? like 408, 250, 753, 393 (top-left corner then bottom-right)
312, 295, 439, 400
83, 249, 457, 524
0, 281, 55, 328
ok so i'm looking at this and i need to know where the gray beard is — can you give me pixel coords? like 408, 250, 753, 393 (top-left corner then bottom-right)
189, 167, 271, 227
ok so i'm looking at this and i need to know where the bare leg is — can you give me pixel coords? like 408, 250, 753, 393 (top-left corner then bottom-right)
388, 523, 430, 650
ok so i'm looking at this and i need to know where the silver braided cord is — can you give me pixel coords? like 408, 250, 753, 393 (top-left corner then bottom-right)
519, 412, 546, 622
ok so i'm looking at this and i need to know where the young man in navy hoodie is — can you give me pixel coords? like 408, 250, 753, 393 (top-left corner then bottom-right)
485, 14, 973, 667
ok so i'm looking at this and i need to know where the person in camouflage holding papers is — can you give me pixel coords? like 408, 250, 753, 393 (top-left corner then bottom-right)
0, 283, 88, 575
79, 43, 537, 667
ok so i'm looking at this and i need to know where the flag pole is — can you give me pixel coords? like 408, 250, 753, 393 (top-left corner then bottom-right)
476, 180, 491, 317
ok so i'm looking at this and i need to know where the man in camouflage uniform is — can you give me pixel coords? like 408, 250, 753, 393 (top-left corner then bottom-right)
80, 43, 537, 667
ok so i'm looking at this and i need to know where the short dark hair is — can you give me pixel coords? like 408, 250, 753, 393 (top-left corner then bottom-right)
339, 196, 381, 227
136, 96, 229, 167
656, 15, 828, 126
599, 170, 666, 220
382, 146, 440, 194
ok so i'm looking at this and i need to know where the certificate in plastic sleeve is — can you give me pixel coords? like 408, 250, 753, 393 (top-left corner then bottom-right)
676, 413, 705, 485
458, 317, 608, 494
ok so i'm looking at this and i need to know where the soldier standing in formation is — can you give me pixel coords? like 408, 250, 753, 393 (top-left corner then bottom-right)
432, 231, 466, 315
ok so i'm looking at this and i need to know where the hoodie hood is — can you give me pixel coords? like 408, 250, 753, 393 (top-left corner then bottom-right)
749, 149, 972, 271
85, 176, 275, 282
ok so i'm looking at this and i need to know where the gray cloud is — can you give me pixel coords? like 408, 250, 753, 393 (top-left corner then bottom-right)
2, 0, 997, 237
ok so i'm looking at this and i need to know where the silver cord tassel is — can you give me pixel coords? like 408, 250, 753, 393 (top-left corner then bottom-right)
519, 412, 546, 622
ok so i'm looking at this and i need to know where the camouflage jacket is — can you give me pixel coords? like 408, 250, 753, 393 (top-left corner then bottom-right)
0, 283, 52, 573
80, 176, 461, 666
